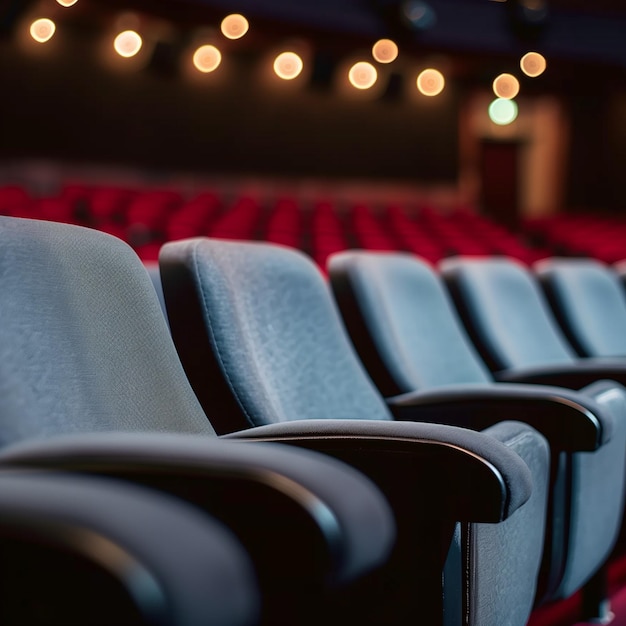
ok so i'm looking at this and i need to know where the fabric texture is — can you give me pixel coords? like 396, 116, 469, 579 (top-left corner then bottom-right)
466, 421, 549, 626
0, 217, 214, 444
440, 256, 577, 371
160, 238, 391, 430
536, 257, 626, 357
329, 251, 492, 395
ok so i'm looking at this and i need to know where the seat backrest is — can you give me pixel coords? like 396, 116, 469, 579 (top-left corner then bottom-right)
0, 216, 215, 445
328, 251, 493, 396
536, 258, 626, 357
160, 238, 553, 626
159, 238, 393, 434
440, 257, 578, 372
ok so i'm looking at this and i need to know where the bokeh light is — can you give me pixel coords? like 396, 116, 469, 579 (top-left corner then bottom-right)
56, 0, 78, 6
273, 52, 304, 80
348, 62, 377, 89
372, 39, 398, 64
402, 1, 437, 30
520, 52, 547, 77
221, 14, 249, 40
193, 45, 222, 73
493, 73, 520, 99
30, 18, 56, 43
113, 30, 142, 58
416, 68, 445, 96
489, 98, 519, 125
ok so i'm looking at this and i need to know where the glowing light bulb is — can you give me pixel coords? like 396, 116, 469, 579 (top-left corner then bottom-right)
416, 68, 445, 96
493, 73, 520, 99
372, 39, 398, 64
30, 18, 56, 43
348, 61, 377, 89
56, 0, 78, 6
520, 52, 547, 77
193, 45, 221, 73
114, 30, 142, 58
273, 52, 303, 80
221, 14, 249, 40
489, 98, 518, 125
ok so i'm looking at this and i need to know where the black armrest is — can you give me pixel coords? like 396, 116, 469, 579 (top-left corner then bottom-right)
223, 418, 532, 524
0, 424, 533, 625
223, 417, 539, 624
0, 432, 394, 594
495, 360, 626, 389
384, 383, 606, 451
0, 469, 259, 626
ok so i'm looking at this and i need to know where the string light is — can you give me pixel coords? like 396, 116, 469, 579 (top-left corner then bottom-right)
372, 39, 398, 64
113, 30, 142, 58
221, 14, 249, 40
493, 73, 520, 99
348, 62, 377, 89
520, 52, 547, 77
29, 18, 56, 43
489, 98, 518, 125
416, 68, 445, 96
273, 52, 304, 80
193, 45, 221, 73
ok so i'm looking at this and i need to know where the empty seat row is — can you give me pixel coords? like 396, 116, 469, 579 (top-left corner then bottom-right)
0, 215, 567, 625
156, 238, 626, 624
2, 213, 623, 624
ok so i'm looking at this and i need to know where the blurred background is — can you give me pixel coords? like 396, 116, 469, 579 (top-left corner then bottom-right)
1, 0, 625, 265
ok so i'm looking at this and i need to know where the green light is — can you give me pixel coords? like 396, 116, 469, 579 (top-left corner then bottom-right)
489, 98, 518, 125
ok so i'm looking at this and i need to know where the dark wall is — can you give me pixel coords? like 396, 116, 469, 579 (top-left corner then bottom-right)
566, 76, 626, 212
0, 33, 459, 183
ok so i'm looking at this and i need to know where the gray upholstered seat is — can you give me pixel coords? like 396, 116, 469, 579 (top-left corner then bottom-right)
327, 250, 626, 618
159, 236, 551, 626
441, 255, 626, 388
0, 216, 396, 626
0, 470, 260, 626
535, 257, 626, 357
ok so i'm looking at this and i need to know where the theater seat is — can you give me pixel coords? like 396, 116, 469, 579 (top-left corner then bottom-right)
0, 216, 395, 626
535, 257, 626, 358
327, 250, 626, 617
0, 471, 260, 626
159, 237, 551, 626
441, 255, 626, 389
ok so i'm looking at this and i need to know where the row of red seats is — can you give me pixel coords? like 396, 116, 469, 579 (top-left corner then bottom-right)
524, 213, 626, 264
0, 183, 548, 264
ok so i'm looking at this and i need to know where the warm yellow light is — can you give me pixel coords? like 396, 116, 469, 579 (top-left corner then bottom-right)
193, 45, 221, 73
30, 18, 56, 43
489, 98, 518, 125
348, 61, 377, 89
520, 52, 547, 77
372, 39, 398, 64
221, 14, 249, 40
273, 52, 303, 80
493, 73, 520, 99
416, 68, 445, 96
56, 0, 78, 6
114, 30, 142, 58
